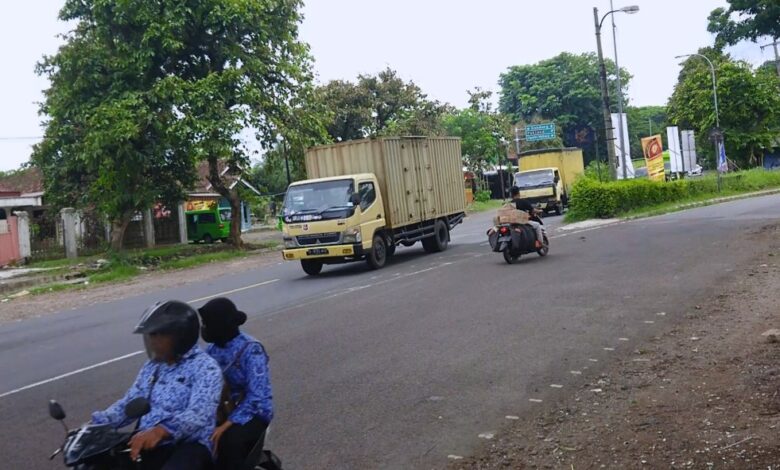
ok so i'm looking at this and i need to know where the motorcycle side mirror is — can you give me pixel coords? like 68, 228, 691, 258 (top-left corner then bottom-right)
49, 400, 66, 421
124, 397, 151, 420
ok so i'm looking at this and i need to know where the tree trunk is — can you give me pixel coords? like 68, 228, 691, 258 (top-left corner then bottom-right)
109, 212, 133, 251
206, 157, 243, 249
228, 192, 243, 248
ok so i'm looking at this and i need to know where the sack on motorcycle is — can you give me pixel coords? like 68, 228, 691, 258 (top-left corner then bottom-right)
510, 224, 537, 252
488, 231, 501, 252
493, 204, 529, 226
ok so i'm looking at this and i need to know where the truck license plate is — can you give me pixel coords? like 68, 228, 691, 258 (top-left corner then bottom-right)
306, 248, 329, 256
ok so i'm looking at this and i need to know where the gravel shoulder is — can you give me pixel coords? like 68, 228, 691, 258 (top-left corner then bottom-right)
0, 249, 282, 325
452, 223, 780, 469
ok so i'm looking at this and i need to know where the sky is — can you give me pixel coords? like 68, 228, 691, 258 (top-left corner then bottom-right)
0, 0, 773, 172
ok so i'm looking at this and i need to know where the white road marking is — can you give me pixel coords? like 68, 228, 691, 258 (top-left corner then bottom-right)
529, 398, 543, 403
644, 320, 655, 324
505, 415, 520, 420
619, 338, 629, 341
448, 455, 464, 460
478, 432, 495, 439
188, 279, 280, 303
589, 358, 599, 362
0, 351, 144, 399
604, 347, 615, 351
550, 384, 564, 389
0, 278, 282, 399
570, 370, 582, 375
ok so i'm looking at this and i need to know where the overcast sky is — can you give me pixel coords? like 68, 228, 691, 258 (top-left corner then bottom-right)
1, 0, 771, 171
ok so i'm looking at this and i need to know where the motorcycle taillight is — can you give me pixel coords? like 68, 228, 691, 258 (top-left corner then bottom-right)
499, 226, 509, 234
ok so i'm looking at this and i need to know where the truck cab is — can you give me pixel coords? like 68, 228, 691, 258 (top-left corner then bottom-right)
281, 174, 387, 275
514, 167, 566, 215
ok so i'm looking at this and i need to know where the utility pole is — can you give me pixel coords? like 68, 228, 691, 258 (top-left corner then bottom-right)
760, 39, 780, 79
594, 7, 618, 180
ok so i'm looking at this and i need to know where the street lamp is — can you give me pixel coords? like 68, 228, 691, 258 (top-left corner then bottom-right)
276, 134, 291, 187
675, 53, 723, 189
593, 4, 639, 180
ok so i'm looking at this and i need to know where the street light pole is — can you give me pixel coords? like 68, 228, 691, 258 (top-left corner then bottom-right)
594, 7, 617, 180
594, 5, 639, 180
676, 53, 722, 189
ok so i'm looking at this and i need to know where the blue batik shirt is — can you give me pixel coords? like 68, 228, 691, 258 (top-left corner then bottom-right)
206, 332, 274, 425
91, 345, 222, 454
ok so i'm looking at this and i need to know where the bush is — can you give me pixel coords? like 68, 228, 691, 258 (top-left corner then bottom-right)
475, 190, 491, 203
567, 169, 780, 221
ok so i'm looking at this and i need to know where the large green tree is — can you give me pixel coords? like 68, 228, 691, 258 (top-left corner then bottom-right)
708, 1, 780, 46
667, 50, 780, 168
318, 68, 452, 142
35, 0, 323, 249
33, 1, 199, 250
498, 52, 631, 161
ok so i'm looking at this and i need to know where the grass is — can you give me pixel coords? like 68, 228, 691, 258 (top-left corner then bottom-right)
18, 240, 281, 298
621, 187, 780, 219
468, 199, 506, 213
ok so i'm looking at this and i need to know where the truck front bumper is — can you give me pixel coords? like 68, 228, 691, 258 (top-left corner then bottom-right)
282, 243, 365, 261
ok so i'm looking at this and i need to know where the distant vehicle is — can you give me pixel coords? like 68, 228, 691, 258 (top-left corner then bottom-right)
514, 148, 585, 216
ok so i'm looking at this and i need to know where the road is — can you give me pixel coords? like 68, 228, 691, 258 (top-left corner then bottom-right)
1, 196, 778, 469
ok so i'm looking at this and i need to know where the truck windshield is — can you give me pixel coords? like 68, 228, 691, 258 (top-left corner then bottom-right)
283, 179, 355, 222
515, 170, 555, 188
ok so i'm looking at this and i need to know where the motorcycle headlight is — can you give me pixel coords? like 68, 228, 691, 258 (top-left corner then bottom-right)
283, 236, 296, 249
342, 227, 362, 244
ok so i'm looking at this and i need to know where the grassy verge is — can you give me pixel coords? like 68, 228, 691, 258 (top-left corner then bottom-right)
621, 187, 780, 219
19, 240, 280, 297
467, 199, 506, 213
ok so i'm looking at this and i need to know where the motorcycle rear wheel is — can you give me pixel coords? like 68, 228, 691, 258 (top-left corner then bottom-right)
503, 250, 520, 264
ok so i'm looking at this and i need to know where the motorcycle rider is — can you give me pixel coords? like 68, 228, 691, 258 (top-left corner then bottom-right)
90, 300, 222, 470
199, 297, 274, 470
510, 186, 544, 249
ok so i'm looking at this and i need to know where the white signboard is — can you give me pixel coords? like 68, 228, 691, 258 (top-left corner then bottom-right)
611, 113, 635, 179
681, 130, 698, 174
667, 126, 684, 173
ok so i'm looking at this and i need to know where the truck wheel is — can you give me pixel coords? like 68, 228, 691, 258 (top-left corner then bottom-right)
555, 204, 563, 216
301, 260, 323, 276
203, 234, 213, 244
386, 243, 396, 257
366, 235, 387, 270
422, 219, 449, 253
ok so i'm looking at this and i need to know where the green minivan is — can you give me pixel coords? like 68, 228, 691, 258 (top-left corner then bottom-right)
186, 208, 232, 243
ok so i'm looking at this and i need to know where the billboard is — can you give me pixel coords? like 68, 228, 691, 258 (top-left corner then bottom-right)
667, 127, 684, 173
681, 130, 698, 174
611, 113, 635, 179
641, 135, 666, 182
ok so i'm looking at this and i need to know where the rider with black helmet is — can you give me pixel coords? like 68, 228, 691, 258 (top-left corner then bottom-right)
91, 300, 222, 470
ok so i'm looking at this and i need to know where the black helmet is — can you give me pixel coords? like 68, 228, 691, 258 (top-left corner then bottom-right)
134, 300, 200, 358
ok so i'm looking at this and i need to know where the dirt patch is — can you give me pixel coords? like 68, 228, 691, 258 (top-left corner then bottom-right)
0, 249, 283, 325
452, 224, 780, 469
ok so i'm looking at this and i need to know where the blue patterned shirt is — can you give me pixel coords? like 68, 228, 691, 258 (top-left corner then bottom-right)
206, 332, 274, 425
91, 345, 222, 454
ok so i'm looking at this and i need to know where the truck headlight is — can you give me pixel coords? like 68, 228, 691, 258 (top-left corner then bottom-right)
283, 236, 296, 249
342, 227, 362, 244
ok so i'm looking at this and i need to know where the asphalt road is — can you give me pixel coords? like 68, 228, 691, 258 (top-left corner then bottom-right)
1, 196, 778, 469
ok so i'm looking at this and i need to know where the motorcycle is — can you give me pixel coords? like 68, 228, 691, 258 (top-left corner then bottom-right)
487, 213, 549, 265
48, 397, 150, 469
48, 398, 283, 470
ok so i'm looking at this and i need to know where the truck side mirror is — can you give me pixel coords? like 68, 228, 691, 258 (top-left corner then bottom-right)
350, 194, 361, 207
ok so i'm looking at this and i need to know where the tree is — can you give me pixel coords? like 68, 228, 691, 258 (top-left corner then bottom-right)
708, 1, 780, 47
33, 2, 198, 250
498, 52, 631, 163
626, 106, 667, 161
36, 0, 324, 248
319, 68, 452, 142
668, 50, 780, 168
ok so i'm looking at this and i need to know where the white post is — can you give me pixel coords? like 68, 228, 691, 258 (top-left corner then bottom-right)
142, 209, 155, 248
61, 208, 78, 259
14, 211, 31, 260
178, 203, 189, 244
